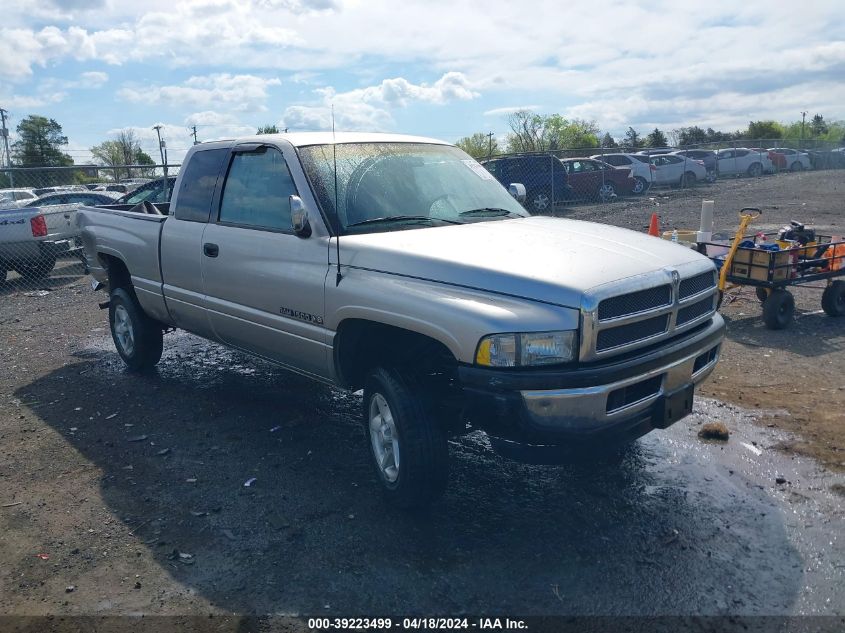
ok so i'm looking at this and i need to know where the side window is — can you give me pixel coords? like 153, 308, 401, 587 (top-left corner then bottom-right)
735, 150, 749, 157
174, 148, 227, 222
719, 151, 733, 159
219, 148, 298, 231
484, 161, 500, 178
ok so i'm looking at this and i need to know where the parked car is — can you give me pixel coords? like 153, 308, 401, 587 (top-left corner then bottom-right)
636, 148, 677, 156
715, 148, 773, 177
672, 150, 719, 181
78, 132, 724, 507
482, 155, 572, 212
748, 148, 783, 172
767, 148, 811, 171
0, 188, 39, 209
559, 158, 635, 200
117, 177, 177, 205
590, 152, 655, 194
94, 183, 130, 193
649, 154, 707, 186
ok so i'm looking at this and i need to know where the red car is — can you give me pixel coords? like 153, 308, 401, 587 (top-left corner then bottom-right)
559, 158, 635, 201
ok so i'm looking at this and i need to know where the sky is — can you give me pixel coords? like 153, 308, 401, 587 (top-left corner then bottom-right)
2, 0, 844, 164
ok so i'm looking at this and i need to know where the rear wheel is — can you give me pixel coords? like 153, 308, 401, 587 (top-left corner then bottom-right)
109, 287, 163, 371
790, 161, 803, 172
747, 162, 763, 177
681, 171, 697, 187
597, 181, 616, 202
363, 366, 449, 508
762, 289, 794, 329
631, 176, 649, 195
821, 281, 845, 317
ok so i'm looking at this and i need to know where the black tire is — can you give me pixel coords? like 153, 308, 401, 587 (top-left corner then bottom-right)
790, 162, 803, 172
762, 290, 795, 330
363, 366, 449, 508
747, 162, 763, 177
14, 255, 57, 281
821, 281, 845, 317
681, 171, 697, 187
632, 176, 649, 195
109, 287, 163, 372
755, 287, 769, 302
597, 181, 616, 202
529, 190, 552, 213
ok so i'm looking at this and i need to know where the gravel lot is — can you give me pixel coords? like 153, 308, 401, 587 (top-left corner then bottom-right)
1, 170, 844, 629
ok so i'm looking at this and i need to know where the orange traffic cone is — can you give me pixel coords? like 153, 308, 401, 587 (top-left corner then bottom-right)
648, 212, 660, 237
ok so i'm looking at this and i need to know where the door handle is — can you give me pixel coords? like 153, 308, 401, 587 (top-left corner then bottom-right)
203, 242, 219, 257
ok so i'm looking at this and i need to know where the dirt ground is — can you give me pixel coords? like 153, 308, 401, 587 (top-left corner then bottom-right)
555, 169, 845, 472
1, 169, 844, 626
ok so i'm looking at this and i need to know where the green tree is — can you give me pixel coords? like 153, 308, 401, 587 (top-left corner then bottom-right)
257, 124, 280, 134
505, 110, 599, 152
456, 132, 499, 159
810, 114, 828, 137
745, 120, 784, 142
91, 130, 154, 180
622, 127, 643, 149
12, 115, 74, 167
646, 128, 669, 148
600, 132, 618, 148
676, 126, 707, 146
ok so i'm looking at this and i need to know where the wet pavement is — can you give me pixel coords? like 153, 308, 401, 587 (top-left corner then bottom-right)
4, 328, 845, 618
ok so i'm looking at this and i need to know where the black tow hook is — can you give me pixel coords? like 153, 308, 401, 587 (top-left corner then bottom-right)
98, 300, 111, 310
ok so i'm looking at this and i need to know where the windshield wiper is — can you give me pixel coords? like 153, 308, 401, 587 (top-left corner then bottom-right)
346, 215, 463, 228
458, 207, 521, 218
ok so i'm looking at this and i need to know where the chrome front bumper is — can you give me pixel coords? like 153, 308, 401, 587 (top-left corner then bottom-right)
520, 340, 720, 431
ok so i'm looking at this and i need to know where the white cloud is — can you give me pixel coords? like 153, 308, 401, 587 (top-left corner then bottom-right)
118, 74, 281, 112
484, 105, 540, 117
282, 72, 479, 131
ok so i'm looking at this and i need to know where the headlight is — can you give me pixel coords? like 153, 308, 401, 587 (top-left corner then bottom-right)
475, 331, 577, 367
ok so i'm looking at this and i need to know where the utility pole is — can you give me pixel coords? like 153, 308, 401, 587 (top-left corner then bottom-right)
486, 131, 494, 160
801, 111, 807, 144
0, 107, 14, 187
153, 124, 168, 198
190, 125, 198, 145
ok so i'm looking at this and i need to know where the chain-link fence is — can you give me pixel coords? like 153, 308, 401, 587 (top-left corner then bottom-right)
2, 137, 844, 295
1, 164, 180, 294
480, 139, 845, 214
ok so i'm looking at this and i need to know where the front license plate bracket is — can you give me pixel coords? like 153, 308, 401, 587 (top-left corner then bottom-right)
654, 383, 695, 429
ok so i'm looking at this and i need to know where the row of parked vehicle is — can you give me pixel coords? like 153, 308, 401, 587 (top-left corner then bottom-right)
0, 177, 175, 283
481, 146, 840, 213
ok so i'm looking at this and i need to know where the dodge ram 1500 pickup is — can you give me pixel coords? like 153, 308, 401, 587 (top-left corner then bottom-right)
78, 133, 725, 507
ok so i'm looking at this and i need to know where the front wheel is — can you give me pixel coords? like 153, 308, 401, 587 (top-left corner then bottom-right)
530, 190, 552, 213
109, 287, 164, 371
790, 162, 803, 172
747, 162, 763, 177
364, 367, 449, 508
762, 289, 794, 330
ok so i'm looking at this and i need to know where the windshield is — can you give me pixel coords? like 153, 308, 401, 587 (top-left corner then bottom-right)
297, 142, 528, 234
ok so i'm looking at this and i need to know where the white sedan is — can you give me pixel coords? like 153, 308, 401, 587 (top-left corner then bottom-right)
716, 148, 773, 177
768, 147, 812, 171
649, 154, 707, 187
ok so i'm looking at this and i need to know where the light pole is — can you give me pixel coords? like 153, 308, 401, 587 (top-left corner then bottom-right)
801, 111, 807, 145
153, 124, 168, 198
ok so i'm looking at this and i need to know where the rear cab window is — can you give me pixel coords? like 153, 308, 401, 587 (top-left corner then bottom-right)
173, 148, 228, 222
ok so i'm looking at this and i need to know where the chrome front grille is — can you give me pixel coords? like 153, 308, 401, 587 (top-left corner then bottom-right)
580, 263, 718, 361
597, 285, 672, 320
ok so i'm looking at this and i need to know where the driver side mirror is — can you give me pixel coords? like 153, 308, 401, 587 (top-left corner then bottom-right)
508, 183, 526, 202
290, 195, 311, 238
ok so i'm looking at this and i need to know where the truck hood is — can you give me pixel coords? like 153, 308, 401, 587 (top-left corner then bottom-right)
338, 216, 710, 307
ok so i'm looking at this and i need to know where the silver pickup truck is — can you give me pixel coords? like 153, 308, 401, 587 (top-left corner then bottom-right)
78, 132, 725, 507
